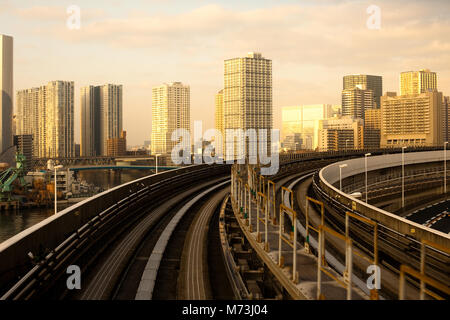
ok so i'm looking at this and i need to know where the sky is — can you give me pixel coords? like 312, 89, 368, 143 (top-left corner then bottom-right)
1, 0, 449, 146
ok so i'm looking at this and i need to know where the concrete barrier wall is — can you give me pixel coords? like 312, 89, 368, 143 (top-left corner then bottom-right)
319, 151, 450, 248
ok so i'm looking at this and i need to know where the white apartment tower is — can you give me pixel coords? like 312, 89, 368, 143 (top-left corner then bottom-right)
0, 34, 13, 155
99, 84, 123, 156
223, 52, 272, 160
17, 81, 74, 158
44, 81, 75, 158
151, 82, 190, 155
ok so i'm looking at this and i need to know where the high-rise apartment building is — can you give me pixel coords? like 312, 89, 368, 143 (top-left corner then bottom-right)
0, 34, 13, 155
281, 104, 336, 151
80, 86, 99, 156
400, 69, 437, 96
151, 82, 190, 155
99, 84, 123, 156
17, 81, 74, 158
223, 52, 272, 159
343, 75, 382, 108
342, 85, 374, 119
16, 88, 39, 157
380, 91, 443, 147
80, 84, 122, 156
44, 81, 75, 158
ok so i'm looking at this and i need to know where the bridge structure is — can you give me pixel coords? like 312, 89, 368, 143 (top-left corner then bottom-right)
0, 147, 449, 300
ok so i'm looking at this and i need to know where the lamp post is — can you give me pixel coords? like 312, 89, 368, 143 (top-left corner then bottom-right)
345, 139, 349, 151
445, 142, 448, 195
47, 160, 63, 215
402, 146, 407, 208
339, 164, 348, 191
155, 154, 161, 174
365, 153, 371, 203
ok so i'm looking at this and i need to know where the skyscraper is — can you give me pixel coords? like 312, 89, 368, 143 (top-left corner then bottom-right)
80, 86, 99, 157
17, 81, 74, 158
99, 84, 123, 156
342, 85, 374, 119
400, 69, 437, 96
0, 34, 13, 155
343, 75, 382, 108
16, 87, 39, 157
223, 52, 272, 159
80, 84, 122, 156
44, 81, 75, 158
151, 82, 190, 155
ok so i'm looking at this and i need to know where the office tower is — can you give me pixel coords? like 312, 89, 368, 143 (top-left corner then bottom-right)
75, 144, 80, 157
344, 75, 382, 108
107, 130, 127, 156
342, 85, 374, 119
400, 69, 437, 96
151, 82, 190, 155
80, 86, 99, 156
16, 88, 40, 157
223, 52, 272, 159
444, 96, 450, 143
44, 81, 75, 158
281, 104, 335, 151
99, 84, 123, 156
18, 81, 74, 158
0, 34, 13, 155
318, 117, 363, 151
13, 134, 33, 170
380, 91, 443, 148
80, 84, 122, 156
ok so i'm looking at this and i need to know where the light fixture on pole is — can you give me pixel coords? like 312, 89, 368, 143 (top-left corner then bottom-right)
345, 139, 349, 151
402, 146, 407, 208
48, 162, 63, 215
365, 153, 371, 203
445, 142, 448, 195
155, 154, 161, 174
339, 164, 348, 191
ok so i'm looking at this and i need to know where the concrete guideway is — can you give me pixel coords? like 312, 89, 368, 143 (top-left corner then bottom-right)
135, 180, 230, 300
77, 179, 225, 300
178, 188, 230, 300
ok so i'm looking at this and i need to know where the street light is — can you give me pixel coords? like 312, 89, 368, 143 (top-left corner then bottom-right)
339, 164, 348, 191
345, 139, 350, 151
365, 153, 371, 203
47, 160, 63, 215
402, 146, 407, 208
445, 142, 448, 195
155, 154, 162, 174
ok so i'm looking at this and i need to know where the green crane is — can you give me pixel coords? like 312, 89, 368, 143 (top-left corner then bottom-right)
0, 153, 28, 201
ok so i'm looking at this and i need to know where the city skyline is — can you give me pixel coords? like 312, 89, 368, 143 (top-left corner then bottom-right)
1, 0, 449, 146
